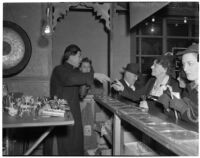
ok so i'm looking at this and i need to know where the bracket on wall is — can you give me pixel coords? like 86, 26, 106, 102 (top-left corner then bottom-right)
52, 2, 111, 31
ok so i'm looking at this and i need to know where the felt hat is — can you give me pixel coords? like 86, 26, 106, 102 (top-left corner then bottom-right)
177, 43, 199, 56
123, 63, 140, 75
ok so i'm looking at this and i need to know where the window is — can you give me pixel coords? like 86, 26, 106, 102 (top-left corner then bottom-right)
134, 17, 199, 75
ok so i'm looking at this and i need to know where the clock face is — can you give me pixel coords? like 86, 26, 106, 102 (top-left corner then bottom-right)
3, 21, 32, 77
3, 28, 25, 69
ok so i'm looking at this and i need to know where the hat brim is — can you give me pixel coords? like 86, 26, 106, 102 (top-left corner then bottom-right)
176, 49, 198, 56
123, 67, 139, 75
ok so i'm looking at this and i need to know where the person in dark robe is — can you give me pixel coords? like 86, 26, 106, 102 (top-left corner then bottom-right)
43, 44, 110, 155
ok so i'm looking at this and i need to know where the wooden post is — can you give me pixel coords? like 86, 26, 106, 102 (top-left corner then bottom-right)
113, 114, 121, 155
108, 3, 117, 94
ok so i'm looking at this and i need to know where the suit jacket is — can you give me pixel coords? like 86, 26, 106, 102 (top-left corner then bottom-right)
111, 79, 138, 102
121, 77, 180, 101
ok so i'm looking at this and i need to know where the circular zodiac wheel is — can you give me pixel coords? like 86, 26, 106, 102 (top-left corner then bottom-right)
3, 21, 32, 77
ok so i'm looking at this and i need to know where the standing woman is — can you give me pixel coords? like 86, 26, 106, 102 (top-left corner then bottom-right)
44, 44, 110, 155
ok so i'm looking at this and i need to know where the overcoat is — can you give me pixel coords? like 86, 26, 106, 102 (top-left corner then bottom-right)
44, 62, 93, 155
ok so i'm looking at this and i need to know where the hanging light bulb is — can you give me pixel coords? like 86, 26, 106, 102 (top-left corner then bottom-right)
42, 4, 53, 36
183, 17, 187, 23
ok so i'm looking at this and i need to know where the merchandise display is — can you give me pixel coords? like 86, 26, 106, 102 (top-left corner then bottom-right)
3, 94, 69, 118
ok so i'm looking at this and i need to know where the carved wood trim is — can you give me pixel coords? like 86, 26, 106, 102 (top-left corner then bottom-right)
52, 2, 111, 31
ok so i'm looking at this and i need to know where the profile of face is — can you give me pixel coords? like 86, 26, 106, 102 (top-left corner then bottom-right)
69, 51, 82, 68
124, 71, 138, 85
182, 53, 198, 81
80, 62, 91, 73
151, 60, 167, 77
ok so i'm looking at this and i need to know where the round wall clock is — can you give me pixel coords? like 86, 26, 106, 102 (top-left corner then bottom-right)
3, 21, 32, 77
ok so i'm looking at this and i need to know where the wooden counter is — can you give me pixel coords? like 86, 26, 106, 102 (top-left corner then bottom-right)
3, 111, 74, 128
3, 111, 74, 155
95, 96, 199, 156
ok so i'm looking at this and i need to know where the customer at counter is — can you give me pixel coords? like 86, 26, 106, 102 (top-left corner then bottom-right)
112, 54, 181, 115
162, 43, 199, 124
111, 63, 140, 102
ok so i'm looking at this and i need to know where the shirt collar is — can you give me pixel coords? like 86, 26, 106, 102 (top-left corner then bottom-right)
124, 79, 135, 91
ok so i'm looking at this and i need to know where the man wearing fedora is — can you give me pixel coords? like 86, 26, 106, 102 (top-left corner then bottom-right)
111, 63, 141, 102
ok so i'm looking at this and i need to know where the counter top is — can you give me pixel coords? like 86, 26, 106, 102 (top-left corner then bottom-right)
94, 96, 199, 156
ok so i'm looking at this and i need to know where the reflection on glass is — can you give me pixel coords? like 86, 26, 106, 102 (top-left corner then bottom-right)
167, 39, 196, 52
167, 19, 189, 36
141, 38, 162, 55
138, 18, 162, 36
192, 24, 199, 37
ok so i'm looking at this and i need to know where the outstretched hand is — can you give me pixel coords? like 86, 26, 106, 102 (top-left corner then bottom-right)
94, 73, 110, 83
111, 79, 124, 91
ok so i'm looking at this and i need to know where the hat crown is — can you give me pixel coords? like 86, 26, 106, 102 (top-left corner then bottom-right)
177, 43, 199, 55
124, 63, 139, 75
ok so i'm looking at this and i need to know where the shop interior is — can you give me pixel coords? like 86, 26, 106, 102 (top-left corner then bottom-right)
3, 2, 199, 156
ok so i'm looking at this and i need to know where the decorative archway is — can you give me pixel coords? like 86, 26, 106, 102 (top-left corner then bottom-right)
52, 2, 111, 31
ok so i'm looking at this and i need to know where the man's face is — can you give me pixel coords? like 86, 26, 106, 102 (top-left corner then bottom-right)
80, 62, 91, 73
182, 53, 198, 81
124, 71, 138, 85
151, 60, 167, 77
69, 51, 82, 68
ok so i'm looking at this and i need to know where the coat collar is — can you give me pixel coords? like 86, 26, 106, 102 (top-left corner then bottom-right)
64, 62, 75, 69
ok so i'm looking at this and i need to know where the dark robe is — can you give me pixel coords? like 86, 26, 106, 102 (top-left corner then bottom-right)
44, 62, 93, 155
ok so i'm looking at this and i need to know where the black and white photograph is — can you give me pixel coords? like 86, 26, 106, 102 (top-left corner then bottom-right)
2, 1, 199, 156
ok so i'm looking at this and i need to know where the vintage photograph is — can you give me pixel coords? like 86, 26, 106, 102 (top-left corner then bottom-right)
2, 1, 199, 156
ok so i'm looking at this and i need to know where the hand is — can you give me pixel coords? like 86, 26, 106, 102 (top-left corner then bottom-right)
157, 93, 171, 109
94, 73, 110, 83
111, 80, 124, 91
139, 100, 149, 112
169, 97, 188, 114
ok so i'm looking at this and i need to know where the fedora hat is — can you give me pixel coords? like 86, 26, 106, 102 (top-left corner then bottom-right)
123, 63, 139, 75
177, 43, 199, 56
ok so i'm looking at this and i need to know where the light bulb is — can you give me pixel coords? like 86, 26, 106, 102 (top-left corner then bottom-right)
42, 6, 53, 36
184, 17, 187, 23
44, 25, 51, 34
42, 22, 52, 36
